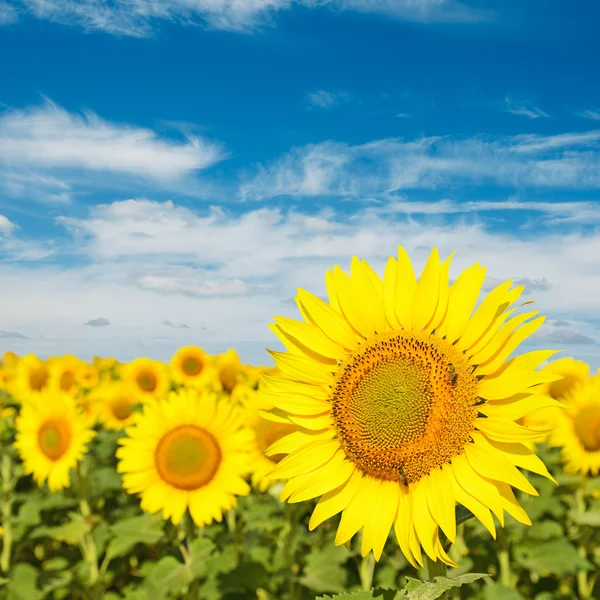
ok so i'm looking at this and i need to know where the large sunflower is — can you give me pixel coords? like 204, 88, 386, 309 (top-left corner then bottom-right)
122, 358, 170, 400
547, 376, 600, 476
170, 346, 215, 388
14, 391, 96, 491
263, 247, 561, 567
116, 389, 252, 527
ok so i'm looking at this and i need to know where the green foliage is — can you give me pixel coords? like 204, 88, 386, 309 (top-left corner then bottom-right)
1, 426, 599, 600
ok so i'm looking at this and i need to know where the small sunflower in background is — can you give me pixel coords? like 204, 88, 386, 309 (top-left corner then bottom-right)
521, 357, 590, 437
215, 349, 248, 395
244, 385, 298, 492
547, 375, 600, 476
122, 357, 170, 401
77, 363, 101, 389
14, 354, 51, 399
264, 246, 562, 567
91, 382, 142, 430
14, 391, 96, 491
170, 346, 215, 388
117, 389, 252, 527
47, 354, 84, 396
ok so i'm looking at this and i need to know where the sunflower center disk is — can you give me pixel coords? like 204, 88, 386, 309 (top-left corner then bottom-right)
182, 357, 203, 376
137, 371, 157, 392
574, 406, 600, 452
60, 371, 76, 392
220, 366, 238, 394
38, 419, 71, 461
111, 398, 134, 421
331, 331, 479, 485
155, 425, 222, 490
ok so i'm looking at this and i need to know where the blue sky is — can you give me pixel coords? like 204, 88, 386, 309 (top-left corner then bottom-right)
0, 0, 599, 369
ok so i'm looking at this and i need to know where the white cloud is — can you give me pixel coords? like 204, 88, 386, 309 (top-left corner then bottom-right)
0, 99, 225, 204
502, 97, 550, 119
0, 215, 16, 234
307, 90, 351, 110
576, 109, 600, 121
239, 131, 600, 200
7, 0, 488, 36
1, 198, 600, 369
0, 99, 224, 180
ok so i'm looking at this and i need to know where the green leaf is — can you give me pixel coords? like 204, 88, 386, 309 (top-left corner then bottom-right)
514, 539, 592, 576
317, 590, 397, 600
299, 544, 350, 593
525, 520, 563, 540
5, 564, 42, 600
569, 509, 600, 526
187, 537, 216, 579
30, 511, 91, 545
397, 573, 489, 599
144, 556, 193, 600
483, 583, 526, 599
104, 512, 164, 560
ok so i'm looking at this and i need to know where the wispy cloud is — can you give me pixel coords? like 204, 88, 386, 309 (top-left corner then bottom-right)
306, 90, 351, 110
5, 0, 490, 36
576, 109, 600, 121
502, 96, 550, 119
0, 1, 17, 23
0, 215, 16, 235
0, 99, 225, 203
239, 131, 600, 200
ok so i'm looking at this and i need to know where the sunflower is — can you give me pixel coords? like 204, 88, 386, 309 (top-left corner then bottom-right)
77, 363, 100, 389
170, 346, 215, 388
2, 350, 19, 368
47, 355, 84, 396
546, 375, 600, 476
263, 247, 562, 567
122, 358, 170, 400
243, 386, 299, 491
117, 389, 252, 527
13, 354, 51, 399
215, 349, 248, 395
520, 357, 590, 437
14, 391, 96, 491
91, 382, 143, 430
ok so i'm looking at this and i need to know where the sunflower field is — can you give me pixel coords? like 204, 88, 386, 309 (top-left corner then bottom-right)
1, 245, 600, 600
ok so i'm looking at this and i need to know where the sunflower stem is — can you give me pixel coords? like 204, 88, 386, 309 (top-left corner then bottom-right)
76, 465, 100, 594
358, 552, 376, 590
575, 482, 593, 599
425, 555, 448, 592
183, 511, 201, 599
0, 451, 15, 574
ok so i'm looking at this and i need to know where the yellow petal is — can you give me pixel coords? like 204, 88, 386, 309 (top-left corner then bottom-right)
426, 466, 456, 544
361, 480, 399, 560
394, 245, 417, 328
411, 247, 441, 332
383, 257, 401, 329
412, 477, 438, 561
496, 482, 532, 525
479, 394, 563, 421
270, 439, 340, 479
476, 418, 549, 443
309, 469, 364, 530
428, 252, 454, 333
268, 350, 334, 386
274, 316, 345, 359
297, 288, 359, 350
335, 476, 379, 545
265, 429, 335, 457
261, 391, 330, 416
437, 262, 486, 343
289, 454, 356, 503
465, 434, 538, 496
394, 487, 421, 568
287, 413, 333, 430
487, 439, 557, 483
478, 369, 562, 400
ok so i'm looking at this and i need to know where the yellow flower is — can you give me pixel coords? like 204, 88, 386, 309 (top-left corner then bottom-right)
117, 389, 252, 527
521, 358, 589, 439
170, 346, 215, 388
14, 392, 95, 491
0, 366, 16, 396
122, 358, 170, 400
91, 382, 143, 430
77, 363, 100, 389
13, 354, 51, 399
264, 247, 561, 567
1, 351, 19, 368
548, 376, 600, 476
47, 355, 84, 396
215, 349, 247, 395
